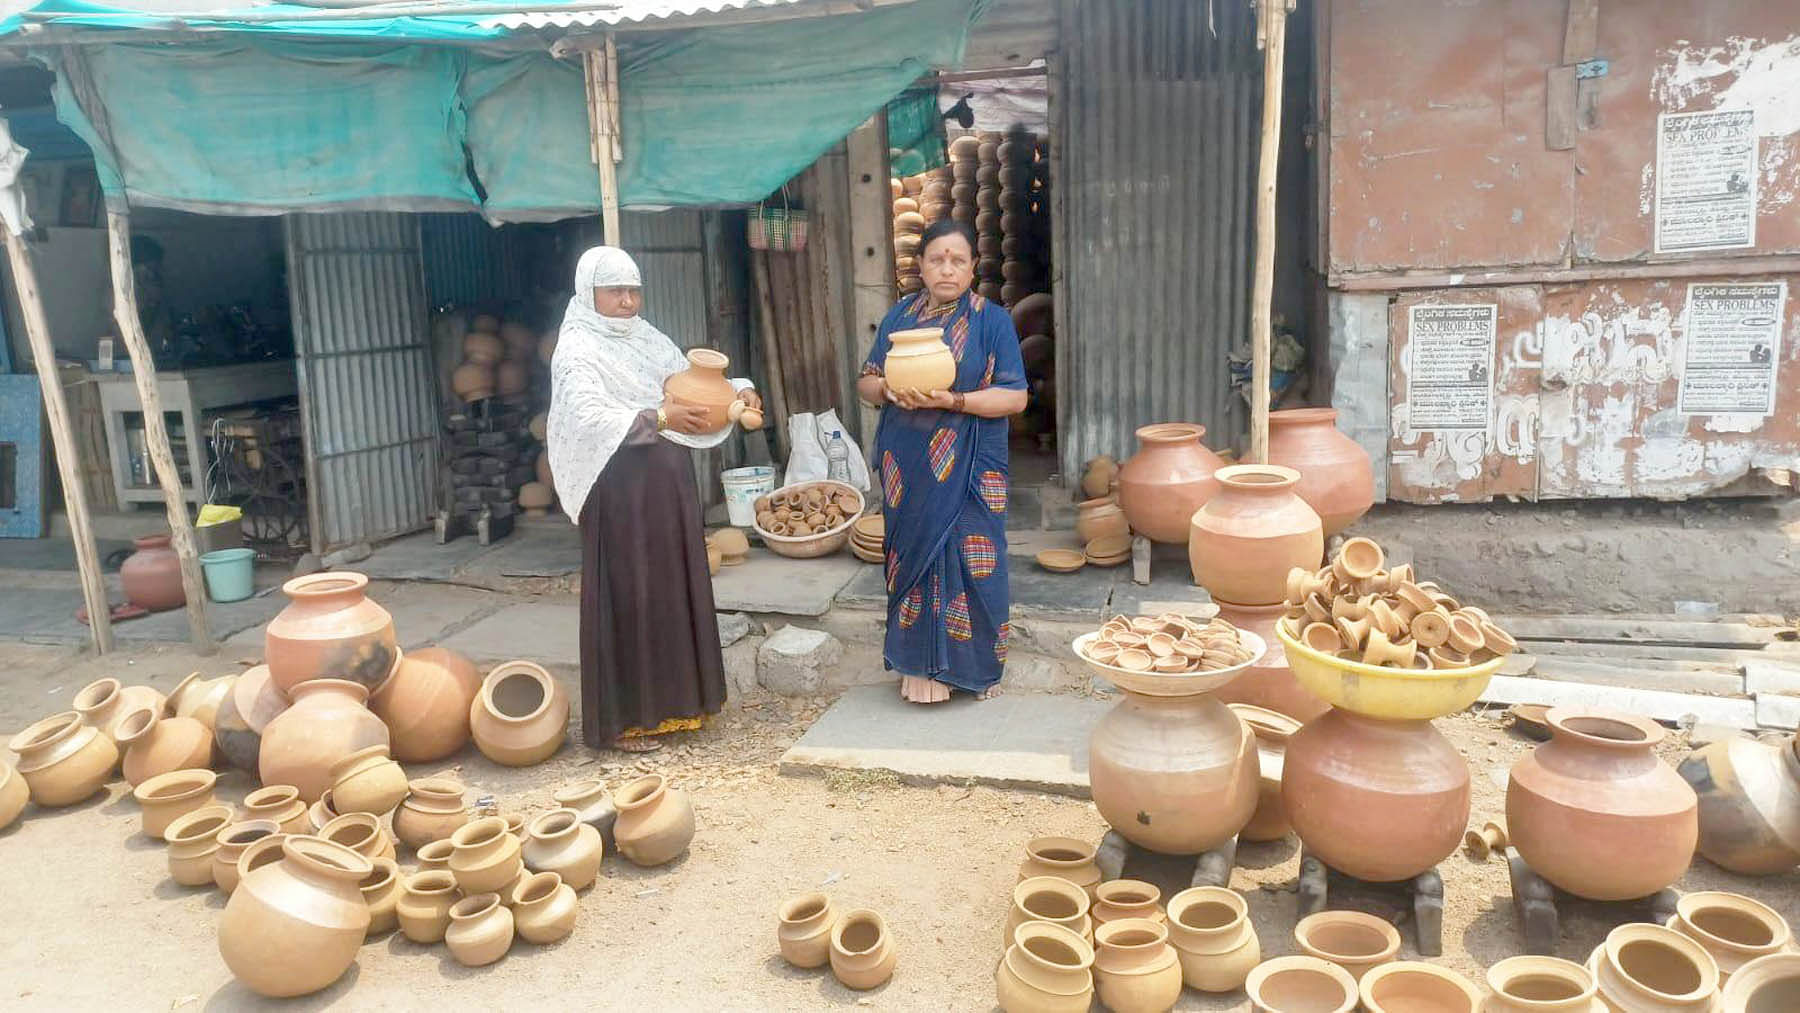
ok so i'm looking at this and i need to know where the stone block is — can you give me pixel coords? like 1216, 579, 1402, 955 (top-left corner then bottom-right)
757, 625, 843, 696
723, 640, 760, 707
717, 612, 754, 648
1755, 693, 1800, 730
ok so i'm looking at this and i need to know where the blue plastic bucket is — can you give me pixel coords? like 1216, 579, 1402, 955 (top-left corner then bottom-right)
200, 547, 257, 603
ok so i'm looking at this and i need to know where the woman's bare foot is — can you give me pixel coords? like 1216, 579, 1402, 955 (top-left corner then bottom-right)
613, 735, 664, 753
900, 675, 951, 704
977, 684, 1003, 701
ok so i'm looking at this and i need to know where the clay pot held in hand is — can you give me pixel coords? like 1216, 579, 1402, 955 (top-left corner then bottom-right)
165, 804, 233, 887
996, 920, 1095, 1013
164, 672, 236, 730
219, 836, 373, 997
1076, 497, 1130, 544
1667, 890, 1792, 980
613, 774, 695, 866
1482, 955, 1601, 1013
369, 647, 481, 763
1212, 601, 1330, 724
1295, 910, 1401, 982
1188, 465, 1324, 606
449, 816, 524, 895
1093, 918, 1183, 1013
1165, 887, 1260, 993
0, 762, 26, 832
830, 909, 897, 991
73, 677, 166, 750
1680, 734, 1800, 876
469, 661, 570, 767
510, 871, 579, 945
522, 808, 604, 891
1586, 922, 1720, 1012
1230, 704, 1304, 842
883, 328, 957, 392
114, 708, 212, 788
446, 894, 514, 967
1115, 423, 1225, 544
1016, 836, 1103, 899
1360, 961, 1483, 1013
213, 664, 287, 773
213, 821, 282, 894
8, 712, 118, 807
663, 348, 739, 433
778, 892, 837, 969
132, 768, 218, 840
328, 745, 407, 816
120, 533, 185, 611
259, 679, 389, 803
397, 870, 460, 943
1507, 710, 1697, 900
265, 572, 398, 696
1245, 955, 1357, 1013
1266, 408, 1375, 536
360, 858, 403, 938
394, 777, 469, 850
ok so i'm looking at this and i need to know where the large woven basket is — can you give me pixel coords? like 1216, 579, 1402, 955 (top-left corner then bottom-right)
752, 480, 863, 559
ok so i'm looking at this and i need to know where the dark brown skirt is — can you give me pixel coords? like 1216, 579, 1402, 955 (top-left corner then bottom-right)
579, 437, 724, 745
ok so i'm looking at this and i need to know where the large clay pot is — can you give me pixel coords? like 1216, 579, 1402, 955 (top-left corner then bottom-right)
1585, 922, 1720, 1012
446, 894, 515, 967
213, 664, 287, 773
553, 778, 618, 849
1165, 887, 1260, 993
1266, 408, 1375, 536
8, 712, 118, 807
120, 533, 185, 611
1093, 918, 1183, 1013
522, 808, 603, 891
883, 327, 957, 392
1188, 465, 1324, 605
371, 646, 481, 763
1482, 955, 1601, 1013
73, 678, 166, 750
1295, 910, 1402, 982
265, 572, 398, 696
360, 858, 403, 938
132, 768, 218, 840
830, 909, 898, 991
114, 708, 212, 787
219, 835, 373, 997
1016, 836, 1102, 899
1076, 497, 1130, 544
164, 673, 237, 730
1282, 708, 1470, 882
394, 777, 469, 849
996, 920, 1095, 1013
329, 745, 407, 816
778, 892, 838, 970
1507, 709, 1698, 901
452, 361, 495, 401
1722, 953, 1800, 1012
511, 871, 579, 944
448, 816, 524, 895
469, 661, 569, 767
1245, 955, 1357, 1013
1668, 890, 1792, 980
243, 785, 311, 835
213, 821, 282, 894
613, 773, 695, 866
165, 804, 233, 886
1680, 734, 1800, 876
397, 870, 460, 943
1211, 601, 1330, 723
259, 679, 389, 803
663, 348, 739, 433
1360, 961, 1483, 1013
1115, 423, 1225, 544
0, 761, 27, 831
1005, 877, 1094, 947
1230, 704, 1302, 842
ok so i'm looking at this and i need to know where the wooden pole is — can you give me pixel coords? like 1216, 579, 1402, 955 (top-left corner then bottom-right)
4, 232, 114, 653
1248, 0, 1293, 464
583, 37, 623, 245
844, 114, 894, 450
105, 208, 213, 651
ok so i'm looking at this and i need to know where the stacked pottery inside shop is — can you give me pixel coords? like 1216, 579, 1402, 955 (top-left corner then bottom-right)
948, 134, 980, 245
973, 132, 1005, 303
438, 307, 551, 540
892, 175, 926, 295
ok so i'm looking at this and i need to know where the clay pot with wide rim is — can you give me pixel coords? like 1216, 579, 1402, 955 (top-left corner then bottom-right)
219, 835, 372, 997
213, 821, 282, 893
511, 871, 579, 945
164, 673, 237, 730
1212, 601, 1330, 724
1482, 955, 1603, 1013
73, 678, 166, 749
1076, 497, 1130, 544
265, 572, 398, 696
553, 778, 618, 849
830, 909, 897, 991
1266, 408, 1375, 536
1093, 918, 1183, 1013
1246, 955, 1358, 1013
778, 892, 837, 969
883, 327, 957, 392
360, 857, 403, 937
308, 791, 340, 833
1679, 733, 1800, 876
318, 812, 397, 864
613, 773, 695, 866
1585, 922, 1720, 1012
1093, 880, 1165, 927
0, 761, 26, 831
1005, 876, 1094, 946
522, 807, 603, 891
1295, 910, 1402, 981
664, 348, 740, 433
9, 712, 117, 807
120, 533, 185, 611
1667, 890, 1792, 980
213, 664, 287, 773
1165, 886, 1260, 993
1282, 708, 1471, 882
329, 745, 407, 816
1115, 423, 1225, 544
243, 784, 310, 834
1231, 704, 1304, 841
259, 679, 389, 803
448, 816, 523, 895
1361, 960, 1484, 1013
1722, 953, 1800, 1012
132, 768, 218, 840
469, 661, 569, 767
996, 920, 1095, 1013
1188, 465, 1324, 605
165, 804, 233, 886
446, 893, 514, 967
397, 869, 461, 943
114, 707, 212, 787
1081, 456, 1119, 500
370, 647, 481, 763
1016, 836, 1102, 899
415, 839, 454, 872
1507, 709, 1698, 901
394, 777, 469, 849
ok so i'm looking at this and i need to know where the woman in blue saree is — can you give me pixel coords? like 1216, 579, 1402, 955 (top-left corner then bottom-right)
856, 219, 1029, 704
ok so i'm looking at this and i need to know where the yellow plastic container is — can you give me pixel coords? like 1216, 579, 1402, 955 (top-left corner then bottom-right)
1276, 623, 1502, 721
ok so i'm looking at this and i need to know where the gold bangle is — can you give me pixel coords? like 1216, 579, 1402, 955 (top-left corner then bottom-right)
656, 407, 668, 431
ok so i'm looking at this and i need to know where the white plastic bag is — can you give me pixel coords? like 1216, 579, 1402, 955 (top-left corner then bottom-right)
785, 410, 871, 493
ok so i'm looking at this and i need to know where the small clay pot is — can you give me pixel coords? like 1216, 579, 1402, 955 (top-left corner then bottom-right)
164, 672, 237, 730
1294, 910, 1401, 981
132, 768, 219, 840
1667, 890, 1792, 980
8, 712, 118, 808
829, 909, 897, 991
213, 820, 282, 894
996, 920, 1094, 1013
329, 745, 408, 816
1246, 955, 1357, 1013
1093, 918, 1183, 1013
1586, 922, 1720, 1012
1081, 456, 1119, 499
1093, 880, 1165, 928
612, 774, 695, 867
0, 761, 26, 832
397, 870, 460, 944
510, 871, 579, 945
114, 707, 213, 788
369, 647, 481, 763
1361, 960, 1483, 1013
415, 838, 455, 872
469, 661, 570, 767
552, 778, 618, 850
318, 812, 397, 864
448, 816, 524, 895
394, 777, 469, 850
307, 791, 340, 833
360, 857, 403, 938
1483, 955, 1602, 1013
522, 808, 604, 891
243, 785, 311, 835
165, 804, 234, 887
72, 678, 166, 749
1006, 876, 1093, 947
1721, 953, 1800, 1013
778, 892, 837, 969
1017, 836, 1103, 898
445, 893, 514, 967
1165, 886, 1260, 993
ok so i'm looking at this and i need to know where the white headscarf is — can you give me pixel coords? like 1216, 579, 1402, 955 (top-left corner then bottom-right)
547, 246, 745, 521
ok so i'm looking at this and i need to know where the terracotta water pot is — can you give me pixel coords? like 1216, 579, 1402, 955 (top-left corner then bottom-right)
1115, 423, 1224, 544
452, 361, 495, 401
996, 920, 1095, 1013
1667, 890, 1792, 980
830, 909, 898, 991
265, 572, 398, 696
511, 871, 579, 944
463, 329, 503, 365
884, 327, 957, 392
1282, 708, 1470, 881
165, 672, 237, 730
522, 808, 604, 891
1016, 836, 1102, 899
553, 778, 618, 850
329, 745, 407, 816
394, 777, 469, 849
1212, 601, 1330, 724
360, 857, 402, 937
1507, 709, 1697, 900
132, 768, 218, 840
219, 835, 372, 997
1721, 953, 1800, 1013
1076, 497, 1130, 544
1093, 918, 1183, 1013
243, 785, 310, 835
259, 679, 389, 803
1680, 734, 1800, 876
1005, 876, 1094, 947
120, 533, 185, 611
415, 838, 454, 872
1093, 880, 1165, 928
1586, 922, 1720, 1012
213, 664, 287, 773
446, 893, 514, 967
114, 707, 212, 787
165, 804, 233, 886
1188, 465, 1324, 605
370, 647, 481, 763
1265, 408, 1375, 536
663, 348, 740, 432
213, 821, 282, 893
397, 870, 460, 943
0, 761, 27, 832
1294, 910, 1401, 981
613, 773, 695, 866
778, 892, 837, 969
1231, 704, 1303, 841
318, 812, 397, 864
8, 712, 116, 807
308, 790, 341, 834
1081, 456, 1119, 500
73, 678, 166, 750
1361, 960, 1483, 1013
448, 816, 523, 895
469, 661, 569, 766
1245, 955, 1358, 1013
1482, 955, 1602, 1013
1165, 887, 1260, 993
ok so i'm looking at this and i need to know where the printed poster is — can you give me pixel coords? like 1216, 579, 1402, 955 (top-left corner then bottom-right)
1406, 304, 1497, 431
1678, 281, 1787, 416
1655, 109, 1758, 254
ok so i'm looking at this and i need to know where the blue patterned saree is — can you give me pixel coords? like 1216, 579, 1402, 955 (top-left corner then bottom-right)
863, 291, 1027, 693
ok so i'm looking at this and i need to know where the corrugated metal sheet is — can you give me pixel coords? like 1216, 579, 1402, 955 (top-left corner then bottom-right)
962, 0, 1056, 69
1057, 0, 1260, 480
286, 212, 439, 552
419, 213, 528, 311
485, 0, 821, 30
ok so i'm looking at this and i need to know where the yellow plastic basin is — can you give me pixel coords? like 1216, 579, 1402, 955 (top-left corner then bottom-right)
1276, 623, 1502, 721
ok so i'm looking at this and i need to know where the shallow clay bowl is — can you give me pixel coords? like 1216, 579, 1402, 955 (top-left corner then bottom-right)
1085, 534, 1131, 559
1507, 703, 1553, 740
1085, 552, 1130, 568
851, 515, 885, 541
1073, 630, 1266, 697
1277, 624, 1502, 721
1037, 549, 1086, 574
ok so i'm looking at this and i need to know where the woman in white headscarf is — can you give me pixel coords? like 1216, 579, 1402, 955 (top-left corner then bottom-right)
548, 246, 760, 753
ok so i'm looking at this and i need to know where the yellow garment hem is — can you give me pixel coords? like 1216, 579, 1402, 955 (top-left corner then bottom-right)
619, 715, 704, 739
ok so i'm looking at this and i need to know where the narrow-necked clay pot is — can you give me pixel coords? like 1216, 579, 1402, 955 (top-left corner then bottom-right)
1586, 922, 1720, 1012
120, 533, 185, 610
445, 893, 514, 967
1005, 876, 1093, 947
213, 820, 282, 893
1093, 918, 1183, 1013
0, 761, 27, 832
469, 661, 569, 767
510, 871, 579, 945
553, 778, 618, 850
1116, 423, 1225, 544
132, 768, 218, 840
1246, 955, 1358, 1013
165, 804, 234, 887
219, 835, 372, 997
1266, 408, 1375, 536
8, 711, 119, 807
369, 647, 481, 763
1077, 497, 1131, 544
1017, 836, 1103, 899
1294, 910, 1402, 982
1482, 955, 1602, 1013
213, 664, 287, 773
1165, 886, 1261, 993
318, 811, 397, 864
329, 745, 407, 817
1667, 890, 1792, 980
265, 572, 398, 696
612, 774, 695, 867
397, 869, 461, 944
394, 777, 469, 849
830, 909, 897, 991
113, 707, 212, 788
448, 816, 523, 895
522, 808, 603, 891
996, 920, 1094, 1013
415, 838, 454, 872
164, 672, 237, 730
259, 679, 389, 803
73, 678, 166, 750
1231, 704, 1303, 841
1189, 465, 1324, 605
360, 857, 403, 937
1212, 600, 1331, 724
777, 892, 837, 969
1721, 953, 1800, 1013
663, 348, 740, 432
1680, 734, 1800, 876
1361, 960, 1483, 1013
1093, 880, 1165, 927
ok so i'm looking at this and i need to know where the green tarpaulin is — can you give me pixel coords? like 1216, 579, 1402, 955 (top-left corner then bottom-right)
885, 87, 947, 178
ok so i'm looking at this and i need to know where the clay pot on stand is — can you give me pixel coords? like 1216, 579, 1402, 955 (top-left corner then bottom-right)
1093, 880, 1165, 928
883, 328, 957, 392
213, 664, 287, 773
120, 533, 185, 611
1295, 910, 1402, 981
1188, 465, 1324, 605
394, 777, 469, 849
114, 707, 213, 787
164, 672, 237, 730
446, 894, 514, 967
219, 836, 373, 997
1093, 918, 1184, 1013
522, 808, 604, 891
1245, 955, 1358, 1013
1212, 601, 1330, 723
265, 572, 398, 695
213, 821, 282, 893
1507, 710, 1697, 900
612, 774, 695, 866
1360, 960, 1483, 1013
1016, 836, 1102, 899
397, 870, 461, 943
1230, 704, 1303, 841
469, 661, 570, 766
360, 858, 403, 937
1115, 423, 1225, 544
510, 871, 579, 944
1722, 953, 1800, 1012
0, 761, 27, 831
72, 678, 166, 750
1266, 408, 1375, 536
778, 892, 837, 969
1667, 890, 1792, 980
259, 679, 389, 803
1482, 955, 1601, 1013
132, 768, 219, 840
448, 816, 524, 895
369, 647, 481, 763
164, 805, 233, 886
1586, 922, 1720, 1012
1679, 733, 1800, 875
1164, 886, 1260, 993
552, 779, 618, 850
663, 348, 740, 433
8, 712, 117, 807
996, 920, 1095, 1013
830, 909, 898, 991
329, 745, 408, 816
1076, 497, 1130, 544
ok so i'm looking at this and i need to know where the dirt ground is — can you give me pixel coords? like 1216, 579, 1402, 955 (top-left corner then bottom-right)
3, 641, 1797, 1012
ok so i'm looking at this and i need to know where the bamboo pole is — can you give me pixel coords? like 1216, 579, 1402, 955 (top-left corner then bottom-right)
105, 208, 213, 651
1248, 0, 1293, 464
583, 36, 622, 244
4, 232, 114, 653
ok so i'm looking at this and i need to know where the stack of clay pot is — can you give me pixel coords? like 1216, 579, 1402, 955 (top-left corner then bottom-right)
445, 400, 537, 532
892, 178, 926, 295
996, 129, 1041, 307
971, 131, 1005, 303
519, 410, 554, 518
948, 132, 980, 240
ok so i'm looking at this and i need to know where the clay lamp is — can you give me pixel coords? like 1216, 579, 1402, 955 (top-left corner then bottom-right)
1304, 593, 1332, 624
1153, 656, 1189, 675
1411, 611, 1451, 649
1427, 647, 1469, 670
1389, 563, 1414, 585
1395, 582, 1438, 616
1332, 595, 1370, 623
1174, 638, 1207, 659
1480, 622, 1518, 656
1146, 633, 1179, 659
1335, 615, 1374, 651
1461, 605, 1493, 624
1302, 623, 1344, 654
1334, 537, 1385, 582
1116, 649, 1154, 672
1366, 600, 1405, 639
1362, 629, 1416, 668
1287, 567, 1331, 607
1086, 641, 1122, 666
1431, 591, 1464, 612
1112, 632, 1147, 650
1445, 614, 1485, 655
1463, 820, 1509, 861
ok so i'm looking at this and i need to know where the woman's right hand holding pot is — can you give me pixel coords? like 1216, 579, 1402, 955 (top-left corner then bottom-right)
660, 396, 714, 435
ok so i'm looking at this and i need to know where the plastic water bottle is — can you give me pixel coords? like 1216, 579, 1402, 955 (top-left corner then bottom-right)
825, 430, 851, 484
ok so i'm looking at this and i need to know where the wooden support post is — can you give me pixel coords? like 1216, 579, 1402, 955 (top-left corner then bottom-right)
105, 208, 213, 651
1249, 0, 1293, 464
583, 36, 623, 245
4, 232, 113, 653
749, 251, 791, 463
845, 114, 894, 451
